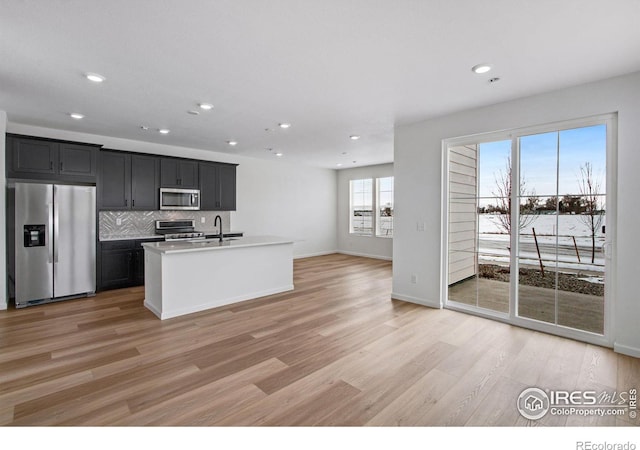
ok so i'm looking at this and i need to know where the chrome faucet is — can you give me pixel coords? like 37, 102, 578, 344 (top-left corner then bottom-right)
214, 215, 223, 243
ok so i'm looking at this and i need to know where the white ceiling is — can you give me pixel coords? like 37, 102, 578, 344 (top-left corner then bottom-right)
1, 0, 640, 169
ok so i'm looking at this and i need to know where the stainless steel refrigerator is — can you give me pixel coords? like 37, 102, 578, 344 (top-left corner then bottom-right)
15, 183, 96, 308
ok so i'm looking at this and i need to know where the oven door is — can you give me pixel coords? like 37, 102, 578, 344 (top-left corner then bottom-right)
160, 188, 200, 210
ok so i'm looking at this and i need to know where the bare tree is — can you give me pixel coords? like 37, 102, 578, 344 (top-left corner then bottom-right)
577, 162, 604, 264
491, 156, 538, 234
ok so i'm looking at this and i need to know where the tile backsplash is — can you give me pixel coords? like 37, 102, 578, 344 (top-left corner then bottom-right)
99, 210, 231, 239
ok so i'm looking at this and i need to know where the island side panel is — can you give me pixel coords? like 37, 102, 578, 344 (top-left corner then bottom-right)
143, 249, 164, 318
157, 242, 293, 319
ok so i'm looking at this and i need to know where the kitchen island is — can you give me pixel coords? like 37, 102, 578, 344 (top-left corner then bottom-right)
141, 236, 294, 319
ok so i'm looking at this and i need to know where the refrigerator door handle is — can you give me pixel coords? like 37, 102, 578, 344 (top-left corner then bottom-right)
47, 199, 54, 264
54, 186, 60, 263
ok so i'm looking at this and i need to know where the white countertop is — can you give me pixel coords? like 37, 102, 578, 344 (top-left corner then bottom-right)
141, 235, 294, 254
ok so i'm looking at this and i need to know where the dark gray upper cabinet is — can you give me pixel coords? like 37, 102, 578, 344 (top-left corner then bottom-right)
160, 158, 199, 188
59, 143, 97, 178
131, 154, 160, 210
98, 151, 131, 210
98, 150, 159, 211
199, 162, 237, 210
218, 164, 237, 210
7, 135, 98, 182
10, 137, 57, 175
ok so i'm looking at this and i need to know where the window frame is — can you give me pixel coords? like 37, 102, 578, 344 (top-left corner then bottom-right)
375, 176, 394, 238
349, 176, 394, 238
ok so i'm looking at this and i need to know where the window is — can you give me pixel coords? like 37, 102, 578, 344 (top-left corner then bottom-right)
376, 177, 394, 237
350, 179, 373, 234
349, 176, 394, 237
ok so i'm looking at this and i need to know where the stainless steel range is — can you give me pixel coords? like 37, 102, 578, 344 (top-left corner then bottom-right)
155, 220, 205, 241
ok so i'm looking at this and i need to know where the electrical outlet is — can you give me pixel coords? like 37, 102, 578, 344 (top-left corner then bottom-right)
411, 274, 417, 284
416, 222, 425, 232
116, 218, 122, 226
200, 217, 206, 224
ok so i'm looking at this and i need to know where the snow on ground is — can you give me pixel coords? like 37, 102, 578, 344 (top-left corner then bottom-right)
478, 214, 606, 274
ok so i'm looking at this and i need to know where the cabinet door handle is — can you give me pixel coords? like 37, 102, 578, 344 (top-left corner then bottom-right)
125, 199, 128, 206
60, 161, 63, 171
50, 161, 53, 170
132, 199, 135, 207
178, 178, 182, 186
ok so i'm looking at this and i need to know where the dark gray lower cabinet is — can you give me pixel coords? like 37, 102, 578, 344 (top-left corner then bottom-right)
133, 248, 145, 286
100, 240, 135, 290
99, 238, 162, 290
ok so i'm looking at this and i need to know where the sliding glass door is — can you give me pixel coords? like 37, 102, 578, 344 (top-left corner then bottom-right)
445, 115, 614, 342
447, 140, 512, 315
517, 124, 607, 334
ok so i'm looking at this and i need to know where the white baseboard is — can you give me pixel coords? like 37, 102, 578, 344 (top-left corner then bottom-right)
146, 284, 295, 320
294, 250, 338, 259
614, 342, 640, 358
143, 299, 162, 318
0, 301, 6, 310
337, 250, 392, 261
390, 292, 441, 309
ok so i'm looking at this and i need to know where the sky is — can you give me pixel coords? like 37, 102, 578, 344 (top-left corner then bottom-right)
477, 124, 607, 206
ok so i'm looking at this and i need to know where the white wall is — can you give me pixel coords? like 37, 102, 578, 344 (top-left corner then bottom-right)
393, 71, 640, 357
336, 163, 393, 260
0, 111, 6, 309
233, 158, 337, 258
5, 123, 338, 260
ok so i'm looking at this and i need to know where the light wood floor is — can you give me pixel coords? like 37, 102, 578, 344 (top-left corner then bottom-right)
1, 254, 638, 426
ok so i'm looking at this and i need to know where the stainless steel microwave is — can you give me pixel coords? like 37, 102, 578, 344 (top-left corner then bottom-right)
159, 188, 200, 210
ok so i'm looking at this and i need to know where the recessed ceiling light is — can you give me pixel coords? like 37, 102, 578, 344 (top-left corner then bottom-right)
275, 152, 283, 157
187, 110, 200, 115
158, 129, 170, 134
350, 135, 360, 140
471, 64, 492, 74
69, 113, 84, 120
278, 123, 291, 129
85, 73, 105, 83
199, 103, 214, 111
140, 126, 149, 130
336, 163, 343, 167
227, 140, 238, 146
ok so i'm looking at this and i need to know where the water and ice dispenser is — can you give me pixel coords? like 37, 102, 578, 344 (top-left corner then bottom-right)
23, 225, 46, 247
